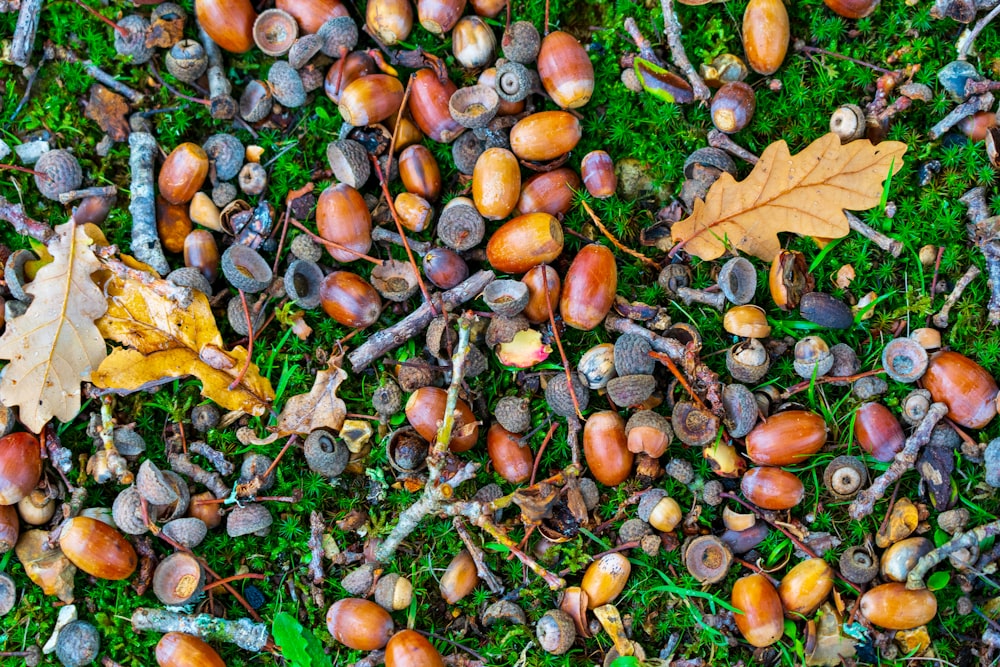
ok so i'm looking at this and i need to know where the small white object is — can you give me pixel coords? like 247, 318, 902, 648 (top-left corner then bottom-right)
43, 604, 77, 654
14, 139, 49, 165
0, 139, 10, 162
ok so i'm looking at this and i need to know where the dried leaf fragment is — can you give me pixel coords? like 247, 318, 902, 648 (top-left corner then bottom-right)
275, 358, 347, 436
91, 273, 273, 415
15, 530, 76, 603
84, 84, 130, 142
805, 603, 856, 666
669, 133, 907, 261
0, 220, 108, 433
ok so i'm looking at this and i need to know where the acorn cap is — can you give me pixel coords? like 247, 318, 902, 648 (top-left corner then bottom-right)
605, 374, 656, 407
137, 460, 179, 506
425, 315, 458, 361
222, 244, 273, 293
619, 518, 652, 545
483, 279, 530, 317
112, 486, 149, 535
166, 39, 207, 83
212, 182, 238, 209
227, 295, 266, 336
717, 256, 757, 305
153, 470, 190, 521
114, 14, 153, 64
672, 401, 720, 447
326, 139, 371, 188
342, 562, 377, 596
227, 504, 273, 537
254, 9, 299, 56
536, 609, 576, 655
438, 197, 485, 252
840, 546, 877, 584
626, 409, 671, 439
284, 259, 324, 309
318, 16, 359, 56
240, 80, 274, 124
288, 34, 323, 69
373, 379, 403, 417
203, 133, 245, 182
303, 429, 350, 477
191, 404, 221, 432
483, 599, 527, 626
452, 131, 486, 175
613, 334, 654, 376
494, 60, 533, 103
290, 233, 323, 262
238, 162, 268, 196
502, 21, 541, 64
722, 383, 758, 438
665, 457, 694, 484
495, 395, 531, 433
397, 363, 434, 393
161, 517, 208, 549
240, 453, 276, 491
637, 488, 668, 522
545, 371, 590, 418
113, 427, 147, 456
450, 85, 501, 129
55, 621, 101, 667
35, 149, 82, 201
465, 345, 488, 378
268, 60, 307, 108
823, 455, 867, 499
726, 339, 770, 384
683, 147, 736, 179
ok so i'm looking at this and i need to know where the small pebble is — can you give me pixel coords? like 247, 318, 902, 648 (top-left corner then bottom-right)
0, 139, 10, 161
984, 437, 1000, 488
15, 139, 49, 165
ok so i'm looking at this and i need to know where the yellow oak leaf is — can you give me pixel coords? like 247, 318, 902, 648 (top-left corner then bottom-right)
275, 358, 347, 436
91, 274, 273, 415
669, 133, 906, 261
0, 220, 107, 433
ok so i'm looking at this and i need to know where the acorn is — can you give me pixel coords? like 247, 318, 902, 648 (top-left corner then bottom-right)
437, 197, 485, 251
684, 535, 732, 584
441, 549, 479, 603
405, 387, 479, 452
493, 60, 533, 103
626, 410, 672, 458
778, 558, 833, 617
638, 490, 682, 532
537, 31, 594, 109
153, 552, 204, 606
324, 51, 377, 103
409, 68, 464, 143
583, 411, 633, 487
339, 74, 405, 126
769, 249, 813, 310
195, 0, 256, 53
745, 410, 826, 466
326, 598, 394, 650
517, 168, 581, 217
854, 402, 905, 461
581, 150, 617, 199
417, 0, 465, 34
166, 39, 207, 84
486, 213, 564, 274
18, 489, 56, 525
317, 183, 372, 263
0, 432, 42, 505
882, 337, 929, 383
366, 0, 412, 44
723, 305, 771, 338
320, 271, 382, 329
34, 149, 83, 202
453, 16, 496, 69
521, 265, 561, 324
486, 424, 533, 484
502, 20, 541, 64
881, 537, 933, 583
740, 467, 804, 511
742, 0, 789, 75
711, 82, 756, 134
399, 145, 442, 200
0, 506, 18, 553
59, 516, 137, 580
385, 629, 446, 667
473, 148, 521, 220
536, 609, 576, 655
606, 374, 657, 407
157, 197, 194, 253
732, 574, 784, 647
581, 552, 630, 608
823, 0, 880, 18
727, 339, 771, 383
394, 192, 433, 233
423, 247, 469, 289
510, 111, 582, 162
823, 455, 867, 499
156, 632, 225, 667
560, 244, 617, 331
922, 351, 998, 429
859, 583, 937, 630
494, 396, 531, 433
672, 401, 720, 447
830, 104, 866, 142
303, 429, 350, 478
799, 292, 853, 329
278, 0, 349, 34
159, 143, 208, 206
227, 504, 273, 537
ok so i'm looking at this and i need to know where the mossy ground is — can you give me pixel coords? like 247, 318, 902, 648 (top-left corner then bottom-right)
0, 0, 999, 664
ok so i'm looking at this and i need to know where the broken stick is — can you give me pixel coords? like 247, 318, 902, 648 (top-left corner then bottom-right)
10, 0, 42, 67
127, 131, 170, 275
131, 609, 269, 651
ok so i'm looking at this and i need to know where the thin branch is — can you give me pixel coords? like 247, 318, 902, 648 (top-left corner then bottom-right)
580, 200, 660, 268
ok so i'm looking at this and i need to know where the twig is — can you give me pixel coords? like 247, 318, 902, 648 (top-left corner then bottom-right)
849, 402, 949, 520
168, 452, 229, 499
543, 264, 583, 423
127, 130, 170, 275
148, 60, 210, 108
707, 130, 759, 164
580, 201, 660, 268
650, 350, 708, 412
189, 441, 235, 476
58, 185, 117, 205
202, 573, 267, 591
779, 368, 886, 399
929, 93, 994, 140
69, 0, 128, 37
230, 290, 255, 391
961, 187, 1000, 325
623, 17, 663, 66
845, 212, 903, 256
932, 264, 982, 328
470, 512, 565, 589
289, 218, 383, 264
907, 518, 1000, 589
658, 0, 711, 101
308, 511, 325, 585
530, 422, 559, 485
198, 26, 237, 119
794, 41, 892, 74
385, 74, 414, 176
272, 184, 314, 274
99, 397, 132, 484
956, 3, 1000, 59
604, 313, 686, 360
131, 609, 270, 651
454, 517, 504, 594
371, 226, 432, 256
43, 43, 144, 104
0, 195, 54, 242
10, 0, 42, 67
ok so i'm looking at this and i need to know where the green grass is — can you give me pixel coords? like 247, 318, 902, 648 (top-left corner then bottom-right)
0, 0, 999, 664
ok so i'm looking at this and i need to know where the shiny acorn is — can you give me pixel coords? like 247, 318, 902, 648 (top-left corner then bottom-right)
745, 410, 826, 466
156, 632, 225, 667
732, 574, 784, 647
405, 387, 479, 452
326, 598, 394, 650
59, 516, 137, 580
740, 467, 804, 511
922, 351, 998, 429
560, 244, 617, 331
486, 213, 564, 274
742, 0, 789, 75
583, 411, 633, 487
537, 31, 594, 109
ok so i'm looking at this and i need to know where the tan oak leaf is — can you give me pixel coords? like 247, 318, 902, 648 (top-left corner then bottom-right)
275, 358, 347, 436
0, 220, 107, 433
669, 133, 906, 261
91, 273, 273, 415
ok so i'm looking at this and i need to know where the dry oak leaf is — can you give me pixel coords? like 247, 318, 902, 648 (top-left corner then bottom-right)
0, 220, 108, 433
275, 358, 347, 436
669, 133, 907, 261
91, 273, 273, 415
84, 84, 130, 142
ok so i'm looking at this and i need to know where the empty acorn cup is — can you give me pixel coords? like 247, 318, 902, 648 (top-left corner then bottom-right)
371, 259, 420, 302
284, 259, 324, 308
483, 279, 530, 317
222, 244, 274, 293
449, 85, 501, 129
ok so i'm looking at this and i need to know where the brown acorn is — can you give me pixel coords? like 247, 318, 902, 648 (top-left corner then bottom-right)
440, 549, 479, 603
196, 0, 257, 54
153, 552, 204, 606
59, 516, 137, 580
338, 74, 405, 126
156, 632, 226, 667
711, 82, 756, 134
366, 0, 413, 45
823, 0, 880, 18
326, 598, 394, 650
517, 168, 581, 217
778, 558, 833, 616
277, 0, 348, 34
740, 467, 803, 511
859, 583, 937, 630
485, 213, 564, 274
487, 424, 533, 484
744, 410, 827, 466
0, 433, 42, 505
521, 265, 561, 324
854, 402, 905, 462
423, 247, 469, 289
157, 197, 193, 254
159, 143, 209, 206
742, 0, 789, 75
405, 387, 479, 452
324, 51, 376, 103
0, 505, 19, 553
537, 31, 594, 109
399, 145, 442, 201
560, 244, 617, 331
922, 351, 998, 429
385, 629, 445, 667
732, 574, 784, 647
320, 272, 382, 329
409, 68, 464, 143
581, 552, 630, 607
418, 0, 466, 34
581, 151, 616, 199
316, 183, 372, 263
473, 148, 521, 220
583, 411, 633, 487
510, 111, 582, 162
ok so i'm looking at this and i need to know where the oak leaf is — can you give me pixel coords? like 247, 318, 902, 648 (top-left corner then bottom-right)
91, 273, 274, 415
0, 221, 108, 433
84, 84, 130, 142
275, 358, 347, 436
669, 133, 906, 261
